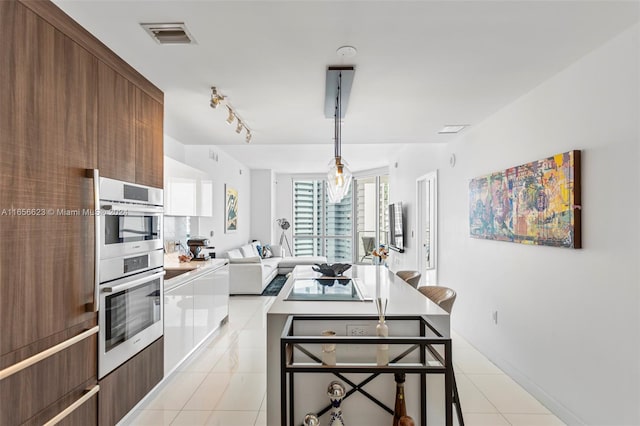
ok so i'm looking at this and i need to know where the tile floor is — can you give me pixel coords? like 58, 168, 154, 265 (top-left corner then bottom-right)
121, 296, 565, 426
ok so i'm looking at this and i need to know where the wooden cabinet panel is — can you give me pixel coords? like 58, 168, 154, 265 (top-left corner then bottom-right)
0, 1, 97, 358
0, 334, 97, 425
98, 61, 136, 183
55, 391, 98, 426
99, 337, 164, 425
135, 89, 164, 188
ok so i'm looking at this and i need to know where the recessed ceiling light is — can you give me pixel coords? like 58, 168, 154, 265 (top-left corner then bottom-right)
438, 125, 467, 134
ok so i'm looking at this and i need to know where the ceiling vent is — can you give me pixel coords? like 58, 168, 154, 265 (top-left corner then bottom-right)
141, 23, 196, 45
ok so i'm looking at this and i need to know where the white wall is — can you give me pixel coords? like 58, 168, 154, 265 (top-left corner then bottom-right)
387, 145, 447, 274
251, 169, 276, 244
164, 134, 186, 163
390, 25, 640, 425
163, 137, 252, 254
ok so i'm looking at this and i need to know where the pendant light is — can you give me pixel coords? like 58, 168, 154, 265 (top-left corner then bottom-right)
327, 71, 353, 204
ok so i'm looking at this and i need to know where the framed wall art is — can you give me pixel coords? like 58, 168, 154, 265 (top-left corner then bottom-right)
225, 184, 238, 233
469, 150, 581, 248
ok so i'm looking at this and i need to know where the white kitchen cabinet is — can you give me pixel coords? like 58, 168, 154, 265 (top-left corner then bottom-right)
164, 280, 194, 375
211, 264, 229, 328
163, 262, 229, 375
164, 156, 214, 217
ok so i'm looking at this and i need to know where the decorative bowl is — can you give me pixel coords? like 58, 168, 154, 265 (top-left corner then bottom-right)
312, 263, 352, 277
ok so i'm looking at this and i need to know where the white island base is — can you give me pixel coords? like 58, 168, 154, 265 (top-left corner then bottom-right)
266, 265, 452, 426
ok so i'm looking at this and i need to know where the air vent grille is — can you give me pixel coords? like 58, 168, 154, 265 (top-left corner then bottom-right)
141, 23, 196, 45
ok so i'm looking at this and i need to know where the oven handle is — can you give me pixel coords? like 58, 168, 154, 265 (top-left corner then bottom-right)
102, 270, 166, 294
102, 203, 164, 214
87, 168, 100, 312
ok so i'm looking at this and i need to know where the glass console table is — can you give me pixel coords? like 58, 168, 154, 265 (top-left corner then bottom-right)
279, 315, 464, 426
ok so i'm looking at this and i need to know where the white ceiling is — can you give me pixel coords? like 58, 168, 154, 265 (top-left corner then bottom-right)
54, 0, 638, 173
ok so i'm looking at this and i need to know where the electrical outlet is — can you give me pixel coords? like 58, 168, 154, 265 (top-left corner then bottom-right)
492, 310, 498, 325
346, 325, 370, 336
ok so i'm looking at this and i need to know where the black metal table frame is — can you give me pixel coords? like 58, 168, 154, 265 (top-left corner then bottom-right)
280, 315, 464, 426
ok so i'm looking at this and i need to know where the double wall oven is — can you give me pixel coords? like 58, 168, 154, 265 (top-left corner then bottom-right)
97, 177, 164, 379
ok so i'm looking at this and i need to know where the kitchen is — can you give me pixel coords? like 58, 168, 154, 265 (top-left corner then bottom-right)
2, 0, 639, 425
1, 1, 182, 423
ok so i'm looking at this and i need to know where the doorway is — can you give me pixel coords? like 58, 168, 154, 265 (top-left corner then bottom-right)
416, 171, 437, 284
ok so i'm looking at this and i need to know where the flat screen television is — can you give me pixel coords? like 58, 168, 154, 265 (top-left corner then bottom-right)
388, 202, 405, 253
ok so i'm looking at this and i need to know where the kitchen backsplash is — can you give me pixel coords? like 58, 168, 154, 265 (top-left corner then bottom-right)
164, 216, 191, 248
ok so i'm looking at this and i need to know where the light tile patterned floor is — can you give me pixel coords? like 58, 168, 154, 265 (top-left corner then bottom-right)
121, 296, 565, 426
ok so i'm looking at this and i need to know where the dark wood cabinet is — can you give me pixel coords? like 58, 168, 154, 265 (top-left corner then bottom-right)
0, 332, 97, 426
98, 63, 165, 188
135, 88, 164, 188
0, 0, 97, 363
1, 1, 165, 424
98, 61, 136, 183
99, 337, 164, 425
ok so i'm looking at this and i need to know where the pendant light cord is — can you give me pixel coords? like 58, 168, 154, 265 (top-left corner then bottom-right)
334, 72, 342, 160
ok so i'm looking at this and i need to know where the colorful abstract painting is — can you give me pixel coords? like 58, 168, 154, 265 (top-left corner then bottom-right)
225, 185, 238, 233
469, 151, 581, 248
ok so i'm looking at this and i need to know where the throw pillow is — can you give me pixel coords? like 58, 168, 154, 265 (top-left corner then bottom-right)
262, 245, 273, 259
256, 245, 263, 257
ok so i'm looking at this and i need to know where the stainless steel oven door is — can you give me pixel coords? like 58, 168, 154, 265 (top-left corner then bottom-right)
98, 268, 164, 378
100, 205, 163, 259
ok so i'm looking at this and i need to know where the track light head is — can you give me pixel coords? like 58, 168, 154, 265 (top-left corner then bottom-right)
235, 121, 244, 134
225, 107, 235, 124
209, 86, 226, 109
245, 129, 252, 143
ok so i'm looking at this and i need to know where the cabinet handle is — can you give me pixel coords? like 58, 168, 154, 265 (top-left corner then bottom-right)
42, 385, 99, 426
0, 326, 98, 381
102, 203, 164, 214
102, 270, 165, 293
87, 168, 100, 312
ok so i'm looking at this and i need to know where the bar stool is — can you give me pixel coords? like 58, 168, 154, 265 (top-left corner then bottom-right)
395, 270, 421, 288
417, 286, 456, 313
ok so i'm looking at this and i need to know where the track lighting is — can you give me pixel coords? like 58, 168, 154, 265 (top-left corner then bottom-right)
210, 86, 252, 142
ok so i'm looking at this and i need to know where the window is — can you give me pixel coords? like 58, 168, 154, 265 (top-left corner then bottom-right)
292, 180, 352, 262
355, 175, 389, 264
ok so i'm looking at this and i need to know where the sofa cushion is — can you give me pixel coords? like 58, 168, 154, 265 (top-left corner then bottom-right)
229, 256, 262, 264
270, 244, 284, 257
227, 249, 243, 259
278, 256, 328, 269
240, 244, 254, 257
261, 257, 280, 269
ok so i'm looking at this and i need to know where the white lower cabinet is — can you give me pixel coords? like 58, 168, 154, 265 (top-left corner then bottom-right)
164, 280, 195, 375
164, 263, 229, 375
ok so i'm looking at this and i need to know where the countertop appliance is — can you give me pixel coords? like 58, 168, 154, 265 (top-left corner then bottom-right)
97, 177, 165, 379
187, 238, 210, 260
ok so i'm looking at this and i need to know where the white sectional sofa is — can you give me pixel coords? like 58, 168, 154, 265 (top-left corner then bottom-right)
227, 241, 327, 294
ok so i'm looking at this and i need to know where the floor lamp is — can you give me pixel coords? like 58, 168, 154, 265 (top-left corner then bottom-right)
276, 218, 292, 257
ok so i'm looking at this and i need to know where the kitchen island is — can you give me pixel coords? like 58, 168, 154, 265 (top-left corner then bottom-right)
266, 265, 451, 425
